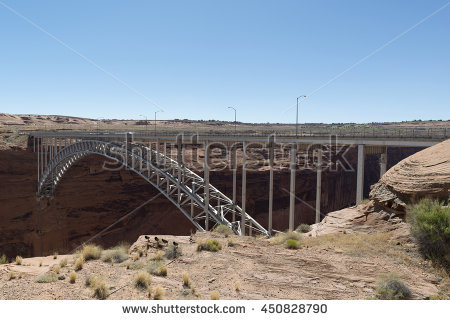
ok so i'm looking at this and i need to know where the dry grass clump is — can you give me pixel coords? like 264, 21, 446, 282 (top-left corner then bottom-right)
85, 274, 109, 299
134, 271, 153, 290
101, 245, 129, 263
210, 290, 220, 300
147, 286, 153, 298
53, 252, 58, 259
213, 224, 233, 237
8, 271, 15, 280
285, 239, 301, 250
74, 257, 84, 271
234, 281, 241, 292
197, 239, 222, 252
15, 256, 23, 265
59, 258, 68, 268
0, 254, 8, 264
127, 261, 145, 270
35, 272, 58, 283
54, 265, 61, 274
18, 272, 23, 279
270, 231, 302, 245
375, 273, 411, 300
80, 245, 102, 261
165, 244, 182, 259
182, 272, 191, 288
153, 285, 165, 300
147, 260, 167, 276
39, 261, 42, 267
227, 239, 236, 247
151, 250, 165, 261
69, 271, 77, 284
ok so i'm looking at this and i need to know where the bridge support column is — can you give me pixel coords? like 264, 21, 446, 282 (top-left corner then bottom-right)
156, 139, 160, 186
204, 140, 210, 231
289, 143, 296, 231
315, 148, 322, 224
37, 138, 40, 185
241, 141, 247, 236
177, 135, 183, 202
356, 144, 365, 204
268, 136, 274, 235
380, 148, 387, 177
232, 145, 237, 223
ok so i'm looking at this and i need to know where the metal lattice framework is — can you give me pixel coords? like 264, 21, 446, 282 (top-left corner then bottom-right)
37, 139, 269, 237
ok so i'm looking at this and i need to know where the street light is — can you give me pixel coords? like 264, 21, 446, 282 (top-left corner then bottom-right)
227, 106, 237, 135
154, 110, 163, 136
296, 95, 306, 138
139, 114, 148, 134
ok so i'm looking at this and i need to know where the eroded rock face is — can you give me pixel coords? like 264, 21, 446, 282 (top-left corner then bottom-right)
370, 139, 450, 213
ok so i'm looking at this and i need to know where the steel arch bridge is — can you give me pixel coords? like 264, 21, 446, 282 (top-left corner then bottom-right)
37, 139, 269, 237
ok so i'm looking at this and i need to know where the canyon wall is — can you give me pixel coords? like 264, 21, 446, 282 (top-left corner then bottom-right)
0, 144, 421, 258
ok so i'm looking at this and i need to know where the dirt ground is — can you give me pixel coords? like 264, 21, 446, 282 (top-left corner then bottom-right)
1, 226, 447, 300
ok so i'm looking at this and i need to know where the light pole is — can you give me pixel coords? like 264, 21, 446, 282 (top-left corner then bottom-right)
139, 114, 148, 134
296, 95, 306, 138
154, 110, 163, 136
228, 106, 237, 135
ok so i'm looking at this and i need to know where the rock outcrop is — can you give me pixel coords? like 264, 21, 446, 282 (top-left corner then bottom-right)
370, 139, 450, 213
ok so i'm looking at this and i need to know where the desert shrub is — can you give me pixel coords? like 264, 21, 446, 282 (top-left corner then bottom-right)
36, 272, 58, 283
54, 265, 61, 274
0, 254, 8, 264
235, 281, 241, 292
197, 239, 222, 252
376, 273, 411, 300
296, 224, 311, 233
127, 261, 145, 270
150, 250, 165, 261
407, 199, 450, 264
59, 258, 68, 268
285, 239, 301, 250
210, 290, 220, 300
153, 285, 165, 300
134, 271, 152, 290
74, 257, 84, 271
182, 272, 191, 288
8, 271, 15, 280
147, 286, 153, 298
165, 244, 182, 259
227, 239, 236, 247
81, 245, 102, 261
270, 231, 302, 245
101, 245, 129, 263
18, 272, 23, 279
147, 260, 167, 276
92, 279, 108, 299
213, 224, 233, 237
69, 271, 77, 284
53, 252, 58, 259
15, 256, 23, 265
39, 261, 42, 267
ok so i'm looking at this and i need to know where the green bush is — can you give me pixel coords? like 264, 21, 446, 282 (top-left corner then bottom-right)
285, 239, 301, 249
197, 239, 222, 252
376, 273, 411, 300
35, 272, 58, 283
296, 224, 311, 233
0, 254, 8, 264
407, 199, 450, 264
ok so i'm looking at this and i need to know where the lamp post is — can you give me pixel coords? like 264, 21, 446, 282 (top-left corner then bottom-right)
139, 114, 148, 134
228, 106, 237, 135
296, 95, 306, 138
154, 110, 163, 136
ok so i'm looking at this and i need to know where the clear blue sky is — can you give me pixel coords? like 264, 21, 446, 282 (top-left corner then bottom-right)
1, 0, 449, 123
